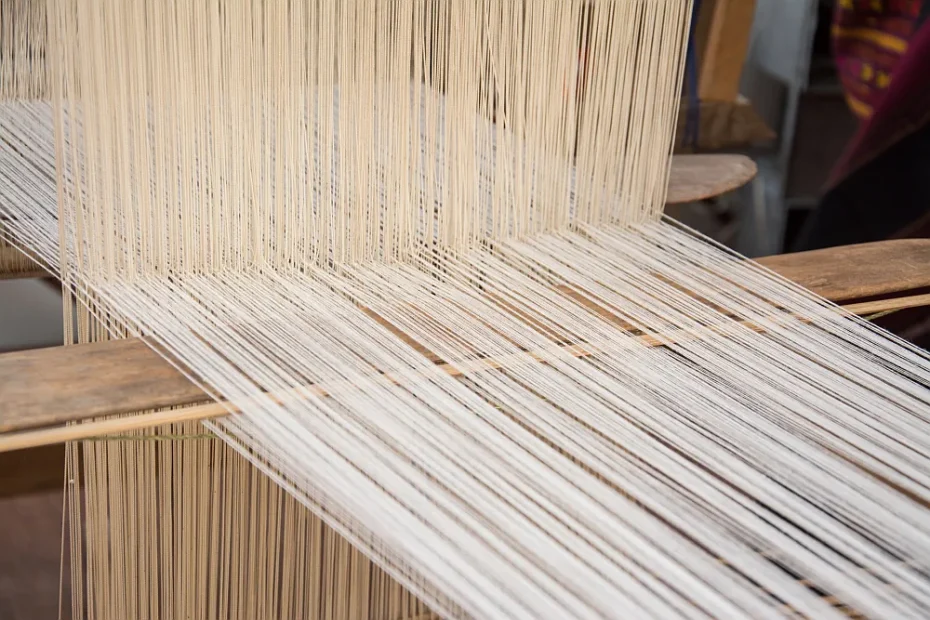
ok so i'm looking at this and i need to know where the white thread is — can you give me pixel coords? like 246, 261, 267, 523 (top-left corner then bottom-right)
4, 1, 930, 618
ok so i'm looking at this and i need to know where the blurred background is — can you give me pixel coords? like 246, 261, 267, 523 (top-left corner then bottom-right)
671, 0, 930, 259
4, 0, 930, 616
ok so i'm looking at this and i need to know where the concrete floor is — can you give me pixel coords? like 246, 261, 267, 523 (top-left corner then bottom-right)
0, 490, 69, 619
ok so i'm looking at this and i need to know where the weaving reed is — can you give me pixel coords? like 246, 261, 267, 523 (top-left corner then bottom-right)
3, 0, 930, 618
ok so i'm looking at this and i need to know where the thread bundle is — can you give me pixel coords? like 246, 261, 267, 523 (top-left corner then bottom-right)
2, 1, 930, 618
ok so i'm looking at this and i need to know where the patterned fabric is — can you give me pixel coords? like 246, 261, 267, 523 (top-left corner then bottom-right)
826, 0, 930, 189
796, 2, 930, 253
832, 0, 929, 120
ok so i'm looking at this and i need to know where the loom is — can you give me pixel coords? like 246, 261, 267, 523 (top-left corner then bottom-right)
3, 0, 930, 618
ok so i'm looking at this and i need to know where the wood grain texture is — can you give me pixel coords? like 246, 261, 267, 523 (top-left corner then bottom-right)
0, 241, 45, 280
5, 289, 930, 457
695, 0, 757, 102
666, 154, 757, 203
759, 239, 930, 303
0, 338, 206, 434
2, 238, 930, 440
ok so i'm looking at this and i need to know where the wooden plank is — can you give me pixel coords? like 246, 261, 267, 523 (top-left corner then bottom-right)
0, 338, 207, 435
4, 289, 930, 456
0, 269, 46, 281
2, 238, 930, 444
666, 154, 757, 203
696, 0, 757, 102
759, 239, 930, 303
0, 240, 45, 280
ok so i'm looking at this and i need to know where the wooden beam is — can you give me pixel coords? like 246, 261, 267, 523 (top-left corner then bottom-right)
0, 338, 206, 435
0, 240, 46, 280
696, 0, 757, 102
665, 154, 757, 204
3, 291, 929, 457
759, 239, 930, 303
2, 238, 930, 445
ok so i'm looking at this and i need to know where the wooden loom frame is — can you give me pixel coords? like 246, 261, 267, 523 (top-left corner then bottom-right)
1, 154, 929, 493
2, 154, 930, 479
2, 153, 930, 619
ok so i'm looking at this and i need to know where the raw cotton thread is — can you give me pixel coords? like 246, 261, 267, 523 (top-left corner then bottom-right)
2, 0, 930, 618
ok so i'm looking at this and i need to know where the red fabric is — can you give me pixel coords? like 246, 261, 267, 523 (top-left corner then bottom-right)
832, 0, 925, 120
828, 0, 930, 188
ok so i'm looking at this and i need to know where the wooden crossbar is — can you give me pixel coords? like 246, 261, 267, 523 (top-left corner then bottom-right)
2, 238, 930, 454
